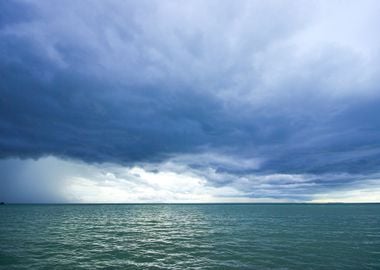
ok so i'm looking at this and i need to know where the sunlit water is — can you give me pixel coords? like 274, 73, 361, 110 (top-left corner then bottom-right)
0, 204, 379, 269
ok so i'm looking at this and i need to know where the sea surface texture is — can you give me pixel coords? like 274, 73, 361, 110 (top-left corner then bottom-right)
0, 204, 379, 269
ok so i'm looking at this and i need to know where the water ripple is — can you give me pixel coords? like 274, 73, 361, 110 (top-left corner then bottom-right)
1, 204, 380, 269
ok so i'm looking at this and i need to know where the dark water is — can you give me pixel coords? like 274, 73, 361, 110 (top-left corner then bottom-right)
0, 204, 379, 269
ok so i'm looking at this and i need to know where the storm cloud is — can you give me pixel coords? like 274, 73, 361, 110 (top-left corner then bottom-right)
1, 0, 380, 202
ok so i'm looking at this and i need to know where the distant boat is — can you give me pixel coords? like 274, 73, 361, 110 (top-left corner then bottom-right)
0, 202, 5, 205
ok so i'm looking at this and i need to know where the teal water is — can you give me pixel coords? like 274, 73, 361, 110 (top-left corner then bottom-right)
0, 204, 379, 269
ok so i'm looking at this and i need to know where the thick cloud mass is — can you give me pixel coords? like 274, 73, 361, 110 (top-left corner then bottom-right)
1, 0, 380, 202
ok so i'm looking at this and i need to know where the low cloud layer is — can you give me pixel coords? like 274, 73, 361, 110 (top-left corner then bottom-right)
1, 156, 380, 203
1, 0, 380, 202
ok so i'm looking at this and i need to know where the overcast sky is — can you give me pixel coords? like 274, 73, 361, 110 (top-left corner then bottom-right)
1, 0, 380, 203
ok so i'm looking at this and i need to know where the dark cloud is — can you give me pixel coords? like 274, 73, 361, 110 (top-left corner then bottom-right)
1, 0, 380, 202
0, 0, 36, 27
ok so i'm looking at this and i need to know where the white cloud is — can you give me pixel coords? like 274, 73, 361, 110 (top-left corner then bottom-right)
311, 188, 380, 203
0, 156, 256, 203
2, 155, 380, 203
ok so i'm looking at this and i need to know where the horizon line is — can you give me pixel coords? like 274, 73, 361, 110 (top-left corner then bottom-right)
2, 202, 380, 205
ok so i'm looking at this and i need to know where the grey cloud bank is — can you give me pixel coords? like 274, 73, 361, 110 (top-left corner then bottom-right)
1, 0, 380, 202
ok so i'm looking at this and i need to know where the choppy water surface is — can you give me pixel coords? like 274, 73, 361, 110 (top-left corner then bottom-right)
0, 204, 379, 269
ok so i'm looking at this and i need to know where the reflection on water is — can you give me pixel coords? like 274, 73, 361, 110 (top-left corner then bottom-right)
1, 204, 380, 269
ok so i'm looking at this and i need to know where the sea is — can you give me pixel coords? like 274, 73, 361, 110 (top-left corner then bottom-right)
0, 204, 379, 269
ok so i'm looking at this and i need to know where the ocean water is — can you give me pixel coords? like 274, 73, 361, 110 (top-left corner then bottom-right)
0, 204, 379, 269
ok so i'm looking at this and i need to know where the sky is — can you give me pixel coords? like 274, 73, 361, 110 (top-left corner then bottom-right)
1, 0, 380, 203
